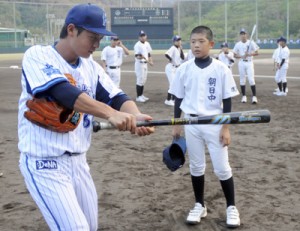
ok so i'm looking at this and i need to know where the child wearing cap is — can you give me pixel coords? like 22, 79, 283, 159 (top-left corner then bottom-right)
134, 30, 153, 103
164, 35, 185, 106
217, 42, 235, 71
273, 36, 290, 96
101, 36, 130, 87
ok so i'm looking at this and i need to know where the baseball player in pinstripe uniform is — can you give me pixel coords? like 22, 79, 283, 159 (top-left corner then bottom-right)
170, 25, 240, 228
233, 29, 259, 104
18, 4, 154, 231
164, 35, 185, 106
134, 30, 153, 103
101, 36, 129, 88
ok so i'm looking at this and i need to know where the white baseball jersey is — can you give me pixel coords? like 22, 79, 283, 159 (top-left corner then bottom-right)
233, 40, 259, 85
165, 45, 184, 91
134, 41, 152, 86
18, 44, 123, 230
218, 51, 235, 69
170, 58, 239, 180
187, 49, 195, 60
275, 45, 290, 83
272, 45, 281, 63
170, 58, 239, 116
101, 45, 126, 87
19, 45, 122, 158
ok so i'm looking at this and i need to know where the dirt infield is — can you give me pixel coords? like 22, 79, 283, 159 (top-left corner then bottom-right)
0, 50, 299, 231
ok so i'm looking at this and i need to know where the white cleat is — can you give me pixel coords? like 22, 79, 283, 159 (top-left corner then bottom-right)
226, 206, 240, 228
186, 203, 207, 225
275, 91, 287, 96
241, 96, 247, 103
141, 95, 149, 101
252, 96, 258, 104
164, 99, 174, 106
136, 96, 146, 103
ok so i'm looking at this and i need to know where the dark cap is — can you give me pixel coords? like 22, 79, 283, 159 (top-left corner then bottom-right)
277, 36, 287, 43
240, 28, 247, 34
221, 42, 228, 48
172, 35, 181, 42
110, 36, 119, 41
139, 30, 146, 36
65, 3, 115, 36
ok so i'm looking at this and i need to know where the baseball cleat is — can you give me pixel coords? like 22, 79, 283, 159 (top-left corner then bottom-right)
241, 96, 247, 103
275, 91, 287, 96
186, 203, 207, 225
136, 96, 146, 102
274, 87, 288, 93
141, 95, 149, 101
164, 99, 174, 106
226, 206, 240, 228
252, 96, 258, 104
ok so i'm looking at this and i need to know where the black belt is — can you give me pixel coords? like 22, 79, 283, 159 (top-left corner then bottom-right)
173, 65, 180, 68
140, 61, 147, 63
242, 60, 249, 62
189, 114, 199, 117
108, 66, 120, 69
64, 151, 81, 156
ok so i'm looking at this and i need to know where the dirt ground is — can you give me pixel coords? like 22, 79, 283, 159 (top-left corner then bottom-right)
0, 50, 299, 231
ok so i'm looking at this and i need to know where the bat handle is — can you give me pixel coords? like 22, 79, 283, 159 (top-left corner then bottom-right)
92, 120, 151, 132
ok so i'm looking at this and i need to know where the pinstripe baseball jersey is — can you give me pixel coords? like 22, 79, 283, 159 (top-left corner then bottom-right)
18, 45, 123, 158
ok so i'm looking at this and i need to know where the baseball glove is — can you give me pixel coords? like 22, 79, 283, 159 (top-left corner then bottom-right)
24, 74, 82, 133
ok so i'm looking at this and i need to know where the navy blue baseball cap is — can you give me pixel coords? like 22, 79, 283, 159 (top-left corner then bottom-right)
240, 28, 247, 34
277, 36, 287, 43
221, 42, 228, 48
163, 136, 186, 172
173, 35, 181, 42
65, 3, 116, 36
139, 30, 146, 36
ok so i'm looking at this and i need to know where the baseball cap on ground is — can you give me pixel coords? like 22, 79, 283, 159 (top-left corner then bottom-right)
139, 30, 146, 36
240, 28, 247, 34
221, 42, 228, 48
173, 35, 181, 42
65, 3, 115, 36
162, 136, 186, 172
277, 36, 287, 43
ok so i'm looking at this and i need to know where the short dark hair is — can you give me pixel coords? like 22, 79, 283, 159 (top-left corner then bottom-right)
190, 26, 214, 41
59, 24, 85, 39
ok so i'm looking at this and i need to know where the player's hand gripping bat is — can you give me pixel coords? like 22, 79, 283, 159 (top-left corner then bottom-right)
93, 109, 270, 132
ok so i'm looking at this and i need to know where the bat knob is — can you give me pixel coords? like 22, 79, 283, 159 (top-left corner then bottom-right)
92, 121, 100, 132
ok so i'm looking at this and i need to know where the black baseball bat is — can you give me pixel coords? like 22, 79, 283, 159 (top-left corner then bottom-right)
92, 109, 270, 132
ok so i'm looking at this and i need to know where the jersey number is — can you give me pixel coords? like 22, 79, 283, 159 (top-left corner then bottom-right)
83, 114, 91, 128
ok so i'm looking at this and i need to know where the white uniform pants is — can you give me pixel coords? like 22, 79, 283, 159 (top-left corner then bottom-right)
165, 63, 176, 93
184, 124, 232, 180
275, 65, 288, 83
19, 153, 98, 231
106, 67, 121, 87
238, 60, 255, 86
135, 61, 148, 86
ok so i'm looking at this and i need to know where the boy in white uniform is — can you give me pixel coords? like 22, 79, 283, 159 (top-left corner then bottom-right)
101, 36, 129, 87
170, 25, 240, 228
134, 30, 153, 103
233, 29, 259, 104
217, 42, 235, 71
164, 35, 185, 106
273, 36, 290, 96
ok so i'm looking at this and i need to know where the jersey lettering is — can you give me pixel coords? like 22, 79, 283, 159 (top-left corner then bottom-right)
36, 160, 58, 170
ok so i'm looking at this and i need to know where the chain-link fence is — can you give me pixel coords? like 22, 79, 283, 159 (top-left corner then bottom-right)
0, 0, 299, 51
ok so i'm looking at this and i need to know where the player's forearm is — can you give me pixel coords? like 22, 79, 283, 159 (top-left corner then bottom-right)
74, 92, 117, 120
119, 100, 142, 116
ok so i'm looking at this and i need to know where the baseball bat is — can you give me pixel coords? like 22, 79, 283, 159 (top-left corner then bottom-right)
92, 109, 270, 132
247, 24, 257, 53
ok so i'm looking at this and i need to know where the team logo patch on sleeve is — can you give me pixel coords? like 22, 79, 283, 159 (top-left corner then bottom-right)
42, 64, 61, 76
36, 160, 58, 170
